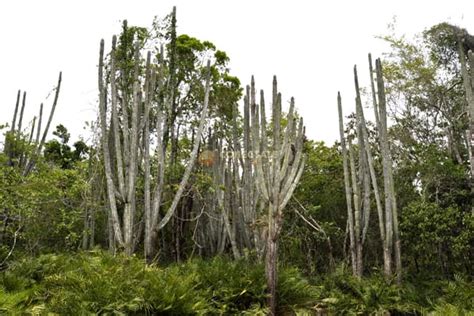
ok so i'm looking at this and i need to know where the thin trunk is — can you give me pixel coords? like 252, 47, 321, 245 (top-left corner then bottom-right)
28, 117, 36, 145
11, 90, 21, 133
337, 92, 358, 276
361, 145, 371, 245
266, 214, 278, 316
349, 137, 363, 277
221, 172, 241, 259
35, 104, 43, 144
17, 92, 26, 138
17, 92, 27, 168
348, 138, 359, 276
82, 208, 90, 250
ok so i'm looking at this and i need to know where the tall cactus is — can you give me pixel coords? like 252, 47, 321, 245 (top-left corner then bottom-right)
250, 76, 305, 315
337, 92, 357, 275
339, 59, 402, 282
373, 58, 401, 282
4, 73, 61, 175
98, 12, 212, 257
24, 72, 62, 176
458, 44, 474, 216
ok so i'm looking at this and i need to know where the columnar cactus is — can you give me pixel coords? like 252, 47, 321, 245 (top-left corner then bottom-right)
249, 76, 305, 315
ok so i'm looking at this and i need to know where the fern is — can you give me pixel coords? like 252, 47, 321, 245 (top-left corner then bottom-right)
0, 252, 319, 314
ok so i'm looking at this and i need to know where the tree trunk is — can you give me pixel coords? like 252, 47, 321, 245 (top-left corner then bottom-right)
266, 216, 278, 316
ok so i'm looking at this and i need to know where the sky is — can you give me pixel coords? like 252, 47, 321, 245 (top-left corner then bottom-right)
0, 0, 473, 146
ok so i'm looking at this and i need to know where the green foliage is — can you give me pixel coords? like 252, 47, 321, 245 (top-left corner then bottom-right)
381, 24, 467, 161
2, 130, 37, 167
313, 265, 474, 315
401, 199, 473, 275
44, 125, 88, 169
314, 266, 413, 314
423, 22, 469, 73
280, 141, 345, 274
378, 23, 473, 278
0, 155, 88, 255
0, 252, 319, 314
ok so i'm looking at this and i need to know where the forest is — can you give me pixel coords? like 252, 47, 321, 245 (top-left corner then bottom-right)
0, 7, 473, 315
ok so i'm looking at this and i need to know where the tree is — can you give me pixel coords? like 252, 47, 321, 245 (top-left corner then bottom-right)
44, 125, 88, 169
378, 22, 474, 279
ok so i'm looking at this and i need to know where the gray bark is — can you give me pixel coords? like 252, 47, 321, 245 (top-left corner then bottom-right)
11, 90, 21, 133
250, 76, 305, 315
353, 63, 388, 277
110, 36, 126, 200
156, 60, 212, 231
24, 72, 62, 176
143, 51, 153, 260
337, 92, 357, 275
122, 41, 141, 255
5, 90, 21, 164
35, 104, 43, 145
28, 117, 36, 145
349, 137, 362, 277
459, 45, 474, 217
373, 58, 402, 281
98, 39, 125, 248
17, 92, 26, 138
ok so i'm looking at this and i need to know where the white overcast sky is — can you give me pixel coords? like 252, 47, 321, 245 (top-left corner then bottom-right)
1, 0, 473, 145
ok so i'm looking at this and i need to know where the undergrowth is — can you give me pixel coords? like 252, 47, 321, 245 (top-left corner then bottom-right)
0, 251, 317, 315
312, 265, 474, 315
0, 253, 472, 315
